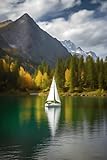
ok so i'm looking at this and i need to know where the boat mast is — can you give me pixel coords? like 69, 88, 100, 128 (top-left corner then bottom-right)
54, 79, 56, 102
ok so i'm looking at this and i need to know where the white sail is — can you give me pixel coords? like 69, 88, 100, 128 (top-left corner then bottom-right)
54, 81, 61, 103
45, 107, 61, 136
46, 77, 61, 103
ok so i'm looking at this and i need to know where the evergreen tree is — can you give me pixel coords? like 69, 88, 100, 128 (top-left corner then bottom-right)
69, 57, 75, 92
78, 56, 84, 90
95, 57, 100, 88
37, 61, 49, 74
64, 56, 71, 69
72, 55, 79, 87
104, 61, 107, 89
86, 56, 95, 89
9, 61, 19, 88
98, 59, 104, 89
55, 58, 65, 89
42, 72, 49, 89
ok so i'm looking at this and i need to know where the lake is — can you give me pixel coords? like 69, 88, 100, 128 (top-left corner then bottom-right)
0, 96, 107, 160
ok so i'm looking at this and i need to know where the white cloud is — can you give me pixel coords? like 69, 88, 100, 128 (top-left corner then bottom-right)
60, 0, 81, 9
0, 0, 106, 58
91, 0, 107, 13
100, 1, 107, 12
38, 9, 107, 58
0, 0, 81, 21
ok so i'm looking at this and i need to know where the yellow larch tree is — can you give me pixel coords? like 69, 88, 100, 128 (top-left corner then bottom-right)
65, 68, 71, 87
2, 59, 9, 72
10, 62, 16, 72
18, 66, 33, 89
24, 72, 33, 89
34, 70, 43, 88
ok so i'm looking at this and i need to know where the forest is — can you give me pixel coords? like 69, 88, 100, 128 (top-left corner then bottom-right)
0, 54, 107, 95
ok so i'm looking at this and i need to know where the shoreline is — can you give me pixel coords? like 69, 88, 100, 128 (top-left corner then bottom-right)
0, 89, 107, 97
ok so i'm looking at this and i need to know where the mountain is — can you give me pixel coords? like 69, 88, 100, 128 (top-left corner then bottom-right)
76, 47, 88, 58
61, 40, 76, 53
0, 20, 12, 28
61, 40, 97, 60
0, 34, 10, 49
0, 14, 69, 67
87, 51, 97, 60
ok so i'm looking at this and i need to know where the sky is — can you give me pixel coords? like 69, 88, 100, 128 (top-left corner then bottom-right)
0, 0, 107, 58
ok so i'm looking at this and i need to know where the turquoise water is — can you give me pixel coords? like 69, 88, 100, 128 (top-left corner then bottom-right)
0, 96, 107, 160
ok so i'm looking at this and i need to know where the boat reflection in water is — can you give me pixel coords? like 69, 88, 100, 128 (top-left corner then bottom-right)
45, 106, 61, 137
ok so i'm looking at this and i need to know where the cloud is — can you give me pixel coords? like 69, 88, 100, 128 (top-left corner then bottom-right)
0, 0, 81, 21
91, 0, 107, 13
91, 0, 100, 4
0, 0, 106, 58
38, 9, 107, 58
100, 1, 107, 12
59, 0, 81, 10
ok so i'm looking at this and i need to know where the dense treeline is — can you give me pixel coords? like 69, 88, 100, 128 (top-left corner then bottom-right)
0, 55, 107, 93
55, 55, 107, 92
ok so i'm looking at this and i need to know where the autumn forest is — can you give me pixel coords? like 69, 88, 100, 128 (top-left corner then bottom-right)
0, 54, 107, 95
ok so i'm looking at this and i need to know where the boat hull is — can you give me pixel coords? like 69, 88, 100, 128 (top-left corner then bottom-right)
45, 102, 61, 108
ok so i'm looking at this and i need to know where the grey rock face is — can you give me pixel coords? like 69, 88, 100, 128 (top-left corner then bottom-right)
0, 20, 12, 28
0, 13, 69, 66
0, 34, 10, 48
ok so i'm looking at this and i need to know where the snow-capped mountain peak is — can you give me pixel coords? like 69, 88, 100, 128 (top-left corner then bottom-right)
61, 40, 76, 53
87, 51, 97, 60
76, 47, 87, 57
61, 40, 97, 60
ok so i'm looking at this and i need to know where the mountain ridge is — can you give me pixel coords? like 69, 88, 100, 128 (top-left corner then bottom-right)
0, 13, 69, 68
61, 40, 97, 60
0, 20, 12, 28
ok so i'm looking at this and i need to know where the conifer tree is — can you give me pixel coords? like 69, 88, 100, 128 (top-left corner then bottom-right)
42, 72, 49, 89
95, 57, 100, 88
86, 56, 95, 89
78, 56, 84, 90
98, 59, 104, 89
69, 55, 78, 88
9, 61, 19, 88
69, 57, 75, 92
55, 58, 65, 89
104, 61, 107, 89
64, 56, 71, 69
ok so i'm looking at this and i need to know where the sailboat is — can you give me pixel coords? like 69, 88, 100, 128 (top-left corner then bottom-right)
45, 77, 61, 107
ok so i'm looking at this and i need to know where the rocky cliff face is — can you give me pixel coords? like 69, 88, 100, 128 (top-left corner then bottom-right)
0, 20, 12, 28
0, 13, 69, 67
0, 35, 10, 48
